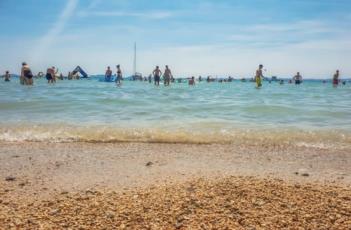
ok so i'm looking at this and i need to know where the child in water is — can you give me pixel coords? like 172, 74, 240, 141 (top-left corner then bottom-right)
3, 71, 10, 82
189, 76, 195, 85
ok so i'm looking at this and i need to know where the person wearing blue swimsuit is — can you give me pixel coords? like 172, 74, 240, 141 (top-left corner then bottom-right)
105, 66, 112, 81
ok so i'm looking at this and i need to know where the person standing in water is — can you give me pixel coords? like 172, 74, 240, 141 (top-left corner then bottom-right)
21, 62, 33, 85
20, 63, 26, 85
105, 66, 112, 81
115, 65, 122, 86
46, 67, 55, 84
163, 65, 173, 86
52, 67, 58, 83
255, 64, 264, 88
293, 72, 303, 85
153, 66, 162, 86
189, 76, 195, 86
333, 70, 340, 87
3, 71, 11, 82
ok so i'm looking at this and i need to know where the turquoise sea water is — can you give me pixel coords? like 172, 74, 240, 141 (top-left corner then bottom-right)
0, 77, 350, 147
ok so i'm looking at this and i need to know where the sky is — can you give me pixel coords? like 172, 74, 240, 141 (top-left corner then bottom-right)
0, 0, 350, 78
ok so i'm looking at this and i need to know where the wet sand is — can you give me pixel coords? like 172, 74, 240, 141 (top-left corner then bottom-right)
0, 142, 350, 229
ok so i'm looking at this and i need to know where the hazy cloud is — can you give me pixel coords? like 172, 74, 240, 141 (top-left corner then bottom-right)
31, 0, 79, 64
78, 10, 174, 19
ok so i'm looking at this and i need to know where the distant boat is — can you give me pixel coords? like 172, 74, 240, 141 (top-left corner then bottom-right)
271, 76, 278, 81
130, 42, 143, 81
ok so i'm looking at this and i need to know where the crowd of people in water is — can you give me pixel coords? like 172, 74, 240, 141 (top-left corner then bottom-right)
0, 62, 347, 88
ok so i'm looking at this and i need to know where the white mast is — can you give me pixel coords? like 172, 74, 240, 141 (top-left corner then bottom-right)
133, 42, 136, 76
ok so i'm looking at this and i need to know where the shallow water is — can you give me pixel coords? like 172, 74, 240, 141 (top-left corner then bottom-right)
0, 77, 350, 147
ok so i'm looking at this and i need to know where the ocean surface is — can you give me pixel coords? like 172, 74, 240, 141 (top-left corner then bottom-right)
0, 77, 350, 148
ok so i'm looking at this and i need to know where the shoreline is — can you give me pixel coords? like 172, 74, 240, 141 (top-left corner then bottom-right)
1, 141, 350, 228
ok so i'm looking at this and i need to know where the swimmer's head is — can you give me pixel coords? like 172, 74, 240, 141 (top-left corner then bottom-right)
22, 62, 27, 66
165, 65, 168, 69
156, 66, 159, 69
116, 65, 120, 68
6, 71, 9, 74
259, 64, 263, 69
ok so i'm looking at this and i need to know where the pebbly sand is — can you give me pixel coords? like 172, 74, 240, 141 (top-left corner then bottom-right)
0, 142, 350, 229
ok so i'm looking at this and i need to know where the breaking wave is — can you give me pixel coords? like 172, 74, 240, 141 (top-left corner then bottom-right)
0, 123, 350, 149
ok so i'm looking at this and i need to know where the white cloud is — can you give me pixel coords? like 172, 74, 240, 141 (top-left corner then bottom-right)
237, 20, 329, 35
226, 19, 349, 49
87, 0, 102, 10
78, 0, 174, 19
30, 0, 79, 65
78, 10, 174, 19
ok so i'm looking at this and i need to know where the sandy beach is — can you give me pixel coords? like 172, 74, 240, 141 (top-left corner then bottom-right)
0, 142, 350, 229
1, 0, 351, 228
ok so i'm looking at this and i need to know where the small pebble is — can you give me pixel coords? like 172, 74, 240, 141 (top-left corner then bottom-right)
5, 176, 16, 181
